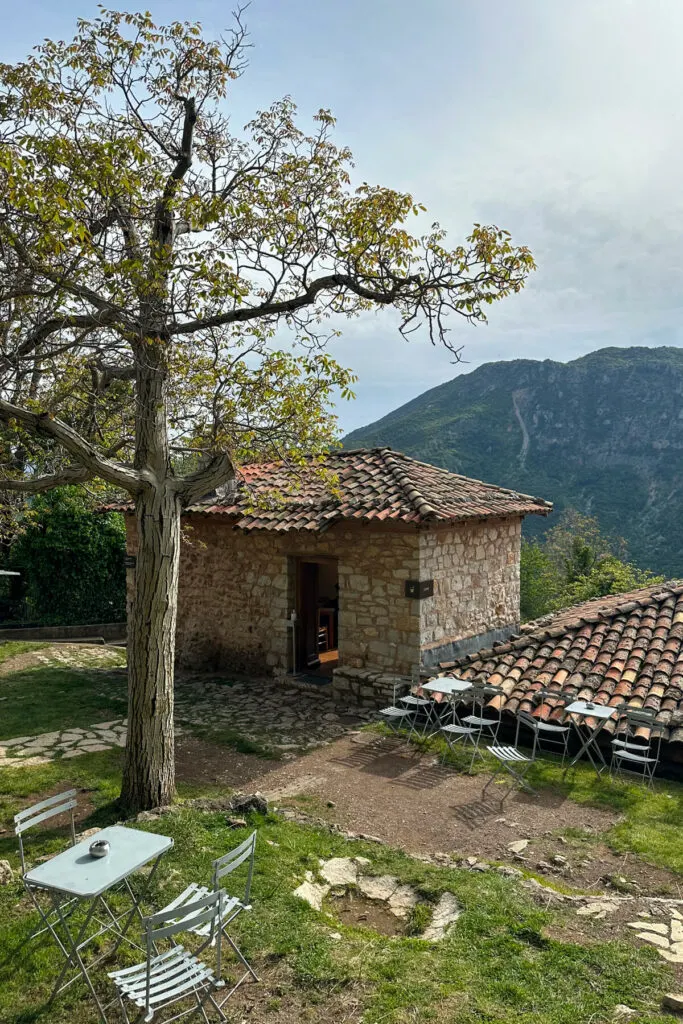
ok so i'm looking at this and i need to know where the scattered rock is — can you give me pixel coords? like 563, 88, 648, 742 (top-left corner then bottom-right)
421, 892, 462, 941
627, 921, 669, 935
551, 854, 567, 866
662, 994, 683, 1015
613, 1005, 637, 1020
507, 839, 529, 855
497, 866, 523, 879
77, 828, 100, 840
226, 817, 248, 829
329, 931, 342, 940
577, 901, 619, 917
635, 931, 671, 950
356, 874, 417, 918
293, 878, 329, 911
471, 862, 489, 872
0, 860, 13, 885
537, 860, 553, 872
228, 792, 268, 815
320, 858, 358, 887
466, 856, 478, 866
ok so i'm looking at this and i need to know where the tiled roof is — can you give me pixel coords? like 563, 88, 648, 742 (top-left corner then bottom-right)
103, 448, 551, 531
444, 581, 683, 745
191, 448, 551, 531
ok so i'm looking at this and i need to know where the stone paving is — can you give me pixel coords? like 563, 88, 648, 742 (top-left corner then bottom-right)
627, 908, 683, 964
174, 675, 375, 752
0, 674, 376, 764
0, 720, 128, 764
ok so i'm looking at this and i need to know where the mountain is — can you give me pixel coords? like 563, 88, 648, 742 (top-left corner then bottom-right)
343, 347, 683, 576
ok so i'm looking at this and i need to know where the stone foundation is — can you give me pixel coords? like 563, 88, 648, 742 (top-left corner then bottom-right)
329, 666, 412, 708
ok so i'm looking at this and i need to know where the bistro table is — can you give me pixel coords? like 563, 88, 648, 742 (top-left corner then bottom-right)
24, 824, 173, 1022
419, 676, 473, 731
565, 700, 618, 776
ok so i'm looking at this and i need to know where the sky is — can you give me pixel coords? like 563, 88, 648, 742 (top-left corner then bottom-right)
4, 0, 683, 432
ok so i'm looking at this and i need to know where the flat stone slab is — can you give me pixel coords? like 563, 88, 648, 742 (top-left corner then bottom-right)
421, 892, 461, 941
320, 858, 359, 887
357, 874, 418, 918
293, 876, 329, 911
628, 921, 669, 935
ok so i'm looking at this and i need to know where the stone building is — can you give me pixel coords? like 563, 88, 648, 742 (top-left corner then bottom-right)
123, 448, 551, 701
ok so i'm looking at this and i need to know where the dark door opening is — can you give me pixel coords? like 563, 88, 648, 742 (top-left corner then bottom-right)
294, 557, 338, 676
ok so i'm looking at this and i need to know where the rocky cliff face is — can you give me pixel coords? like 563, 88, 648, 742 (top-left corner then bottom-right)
343, 347, 683, 575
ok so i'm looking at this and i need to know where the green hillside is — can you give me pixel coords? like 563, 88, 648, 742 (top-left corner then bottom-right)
343, 347, 683, 575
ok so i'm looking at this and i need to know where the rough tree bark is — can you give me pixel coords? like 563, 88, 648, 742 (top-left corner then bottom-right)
121, 484, 180, 810
120, 335, 177, 811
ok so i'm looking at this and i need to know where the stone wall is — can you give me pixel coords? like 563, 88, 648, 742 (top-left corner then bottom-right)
124, 513, 523, 683
126, 516, 422, 676
418, 517, 522, 661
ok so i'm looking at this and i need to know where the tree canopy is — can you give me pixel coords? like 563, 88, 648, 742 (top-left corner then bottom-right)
520, 510, 664, 622
0, 8, 535, 809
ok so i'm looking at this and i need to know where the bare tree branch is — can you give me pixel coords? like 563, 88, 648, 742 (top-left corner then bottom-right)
173, 451, 235, 506
0, 397, 143, 493
0, 464, 93, 492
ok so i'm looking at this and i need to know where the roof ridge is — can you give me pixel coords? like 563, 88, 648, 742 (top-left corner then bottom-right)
373, 449, 552, 510
379, 449, 440, 519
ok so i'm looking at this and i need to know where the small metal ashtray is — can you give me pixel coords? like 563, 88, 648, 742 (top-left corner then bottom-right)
584, 702, 595, 710
89, 839, 110, 859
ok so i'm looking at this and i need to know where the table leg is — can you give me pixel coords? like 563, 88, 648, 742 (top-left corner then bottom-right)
110, 852, 165, 955
568, 717, 611, 775
47, 891, 109, 1023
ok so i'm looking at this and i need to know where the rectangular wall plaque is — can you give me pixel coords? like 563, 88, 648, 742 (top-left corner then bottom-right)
124, 554, 136, 569
404, 579, 434, 600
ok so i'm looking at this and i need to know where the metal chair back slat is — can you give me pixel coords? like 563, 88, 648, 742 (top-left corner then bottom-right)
14, 790, 77, 874
213, 830, 257, 904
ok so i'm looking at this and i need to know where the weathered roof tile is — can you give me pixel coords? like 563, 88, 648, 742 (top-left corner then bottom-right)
104, 447, 552, 531
450, 580, 683, 745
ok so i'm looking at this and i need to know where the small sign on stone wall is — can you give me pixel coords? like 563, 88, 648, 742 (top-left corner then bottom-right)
404, 579, 434, 600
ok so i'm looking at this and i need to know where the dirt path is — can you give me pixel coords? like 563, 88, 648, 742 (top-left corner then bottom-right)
248, 733, 619, 858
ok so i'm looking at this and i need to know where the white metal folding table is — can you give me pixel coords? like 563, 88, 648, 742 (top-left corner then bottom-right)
565, 700, 618, 775
420, 677, 473, 731
24, 824, 173, 1022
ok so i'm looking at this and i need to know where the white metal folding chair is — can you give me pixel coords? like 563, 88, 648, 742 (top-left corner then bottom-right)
483, 744, 538, 798
398, 666, 431, 732
483, 710, 541, 798
14, 790, 79, 951
610, 707, 662, 788
155, 831, 259, 999
108, 889, 228, 1023
378, 677, 418, 737
529, 690, 572, 762
441, 685, 501, 770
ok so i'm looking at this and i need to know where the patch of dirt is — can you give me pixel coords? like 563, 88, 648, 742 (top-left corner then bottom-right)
225, 962, 366, 1024
0, 648, 50, 676
250, 733, 619, 851
174, 733, 282, 790
516, 835, 683, 897
326, 889, 403, 936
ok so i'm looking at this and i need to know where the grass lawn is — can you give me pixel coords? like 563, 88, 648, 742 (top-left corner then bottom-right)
0, 644, 681, 1023
0, 645, 128, 740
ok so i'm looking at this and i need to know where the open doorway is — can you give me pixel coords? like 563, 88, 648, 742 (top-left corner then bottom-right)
293, 557, 338, 677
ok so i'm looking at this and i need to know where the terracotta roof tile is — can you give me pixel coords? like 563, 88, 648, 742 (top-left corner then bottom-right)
451, 581, 683, 745
103, 448, 551, 531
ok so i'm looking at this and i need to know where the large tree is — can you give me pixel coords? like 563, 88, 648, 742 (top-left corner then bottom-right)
0, 8, 535, 810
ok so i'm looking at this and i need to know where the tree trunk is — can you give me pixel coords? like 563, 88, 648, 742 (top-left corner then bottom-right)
120, 484, 180, 812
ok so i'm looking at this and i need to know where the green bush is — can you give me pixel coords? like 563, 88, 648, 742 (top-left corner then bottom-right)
520, 510, 664, 622
7, 487, 126, 625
